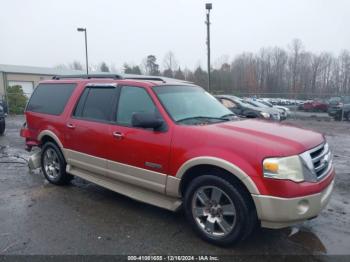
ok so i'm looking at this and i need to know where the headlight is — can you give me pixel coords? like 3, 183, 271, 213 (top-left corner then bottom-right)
263, 155, 304, 182
260, 112, 270, 119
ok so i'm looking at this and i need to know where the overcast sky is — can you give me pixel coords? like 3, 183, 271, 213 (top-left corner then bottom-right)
0, 0, 349, 71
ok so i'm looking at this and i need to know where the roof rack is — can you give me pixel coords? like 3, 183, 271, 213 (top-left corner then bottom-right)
124, 76, 166, 83
52, 74, 123, 80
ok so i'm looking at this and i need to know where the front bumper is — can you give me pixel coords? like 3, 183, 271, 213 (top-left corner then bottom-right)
252, 179, 334, 229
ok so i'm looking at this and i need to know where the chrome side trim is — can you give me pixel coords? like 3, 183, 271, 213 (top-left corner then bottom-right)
175, 157, 260, 195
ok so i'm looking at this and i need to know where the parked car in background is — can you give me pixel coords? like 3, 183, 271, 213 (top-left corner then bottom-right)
257, 99, 290, 120
243, 99, 281, 121
0, 98, 8, 115
300, 99, 328, 112
328, 96, 350, 121
216, 95, 280, 121
0, 103, 5, 135
20, 75, 335, 246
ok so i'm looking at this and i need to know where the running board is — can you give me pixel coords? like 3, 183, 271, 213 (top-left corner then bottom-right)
66, 165, 182, 211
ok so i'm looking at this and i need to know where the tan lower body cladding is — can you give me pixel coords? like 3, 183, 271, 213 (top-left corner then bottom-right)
64, 149, 182, 211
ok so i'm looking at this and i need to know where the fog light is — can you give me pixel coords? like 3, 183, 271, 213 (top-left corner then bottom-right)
297, 199, 309, 215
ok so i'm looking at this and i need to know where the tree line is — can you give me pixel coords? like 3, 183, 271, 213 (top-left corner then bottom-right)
57, 39, 350, 99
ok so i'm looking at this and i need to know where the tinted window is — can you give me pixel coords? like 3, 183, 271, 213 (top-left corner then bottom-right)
117, 86, 157, 126
73, 88, 89, 117
78, 87, 117, 121
26, 83, 76, 115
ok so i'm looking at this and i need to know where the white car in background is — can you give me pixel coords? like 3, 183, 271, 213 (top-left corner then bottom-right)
258, 99, 290, 119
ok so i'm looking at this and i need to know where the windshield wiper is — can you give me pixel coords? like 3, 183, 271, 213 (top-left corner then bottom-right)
176, 116, 229, 123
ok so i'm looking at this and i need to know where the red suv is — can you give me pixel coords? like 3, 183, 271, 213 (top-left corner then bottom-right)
301, 99, 328, 112
21, 75, 335, 246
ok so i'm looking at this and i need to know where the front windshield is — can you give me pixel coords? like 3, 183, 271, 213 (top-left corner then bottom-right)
153, 85, 234, 124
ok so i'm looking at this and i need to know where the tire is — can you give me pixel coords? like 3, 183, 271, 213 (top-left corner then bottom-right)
184, 174, 257, 246
334, 112, 342, 121
41, 142, 72, 185
346, 112, 350, 121
0, 121, 5, 135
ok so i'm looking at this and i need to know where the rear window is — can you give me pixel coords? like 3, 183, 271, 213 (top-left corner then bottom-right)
26, 83, 76, 115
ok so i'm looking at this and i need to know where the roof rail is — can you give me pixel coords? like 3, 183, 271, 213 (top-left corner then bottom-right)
124, 76, 166, 83
52, 74, 123, 80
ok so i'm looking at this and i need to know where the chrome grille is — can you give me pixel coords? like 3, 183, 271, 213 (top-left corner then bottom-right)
308, 143, 332, 180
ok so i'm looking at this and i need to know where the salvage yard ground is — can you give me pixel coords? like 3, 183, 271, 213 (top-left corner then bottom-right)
0, 116, 349, 256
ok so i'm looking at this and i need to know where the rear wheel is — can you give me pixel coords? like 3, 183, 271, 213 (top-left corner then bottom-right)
184, 175, 257, 246
41, 142, 72, 185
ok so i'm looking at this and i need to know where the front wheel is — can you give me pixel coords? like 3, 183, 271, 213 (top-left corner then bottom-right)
41, 142, 72, 185
184, 175, 257, 246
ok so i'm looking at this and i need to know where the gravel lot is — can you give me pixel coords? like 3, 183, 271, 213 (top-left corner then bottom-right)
0, 116, 349, 257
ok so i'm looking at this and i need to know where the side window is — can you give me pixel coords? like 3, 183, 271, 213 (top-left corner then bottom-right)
26, 83, 76, 115
116, 86, 157, 126
221, 99, 236, 108
74, 87, 117, 122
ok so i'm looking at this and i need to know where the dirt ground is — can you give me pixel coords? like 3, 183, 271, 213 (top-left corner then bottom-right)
0, 116, 349, 257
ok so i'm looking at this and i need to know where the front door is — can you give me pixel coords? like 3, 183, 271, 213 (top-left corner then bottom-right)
105, 85, 172, 193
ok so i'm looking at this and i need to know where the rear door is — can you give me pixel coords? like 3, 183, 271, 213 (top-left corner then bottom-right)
105, 85, 172, 193
64, 84, 119, 175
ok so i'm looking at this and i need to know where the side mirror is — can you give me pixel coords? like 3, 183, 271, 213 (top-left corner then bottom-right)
132, 112, 165, 131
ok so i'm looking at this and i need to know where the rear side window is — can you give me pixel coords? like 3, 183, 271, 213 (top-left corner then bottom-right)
26, 83, 76, 115
74, 87, 117, 122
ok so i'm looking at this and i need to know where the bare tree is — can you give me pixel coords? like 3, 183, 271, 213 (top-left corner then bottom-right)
162, 51, 178, 76
69, 61, 83, 70
99, 62, 110, 72
288, 39, 304, 95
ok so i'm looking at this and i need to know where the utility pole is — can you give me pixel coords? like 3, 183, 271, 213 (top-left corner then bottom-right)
205, 3, 212, 92
77, 27, 89, 75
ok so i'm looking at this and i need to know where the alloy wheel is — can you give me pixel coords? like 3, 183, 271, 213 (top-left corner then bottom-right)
43, 148, 61, 180
191, 186, 236, 237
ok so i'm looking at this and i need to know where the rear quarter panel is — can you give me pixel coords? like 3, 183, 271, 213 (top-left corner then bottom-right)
25, 81, 84, 146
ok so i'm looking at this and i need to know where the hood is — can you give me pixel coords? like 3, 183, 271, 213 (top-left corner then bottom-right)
196, 119, 324, 157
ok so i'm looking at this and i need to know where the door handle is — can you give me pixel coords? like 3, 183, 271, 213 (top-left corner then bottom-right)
66, 123, 75, 129
112, 131, 124, 139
